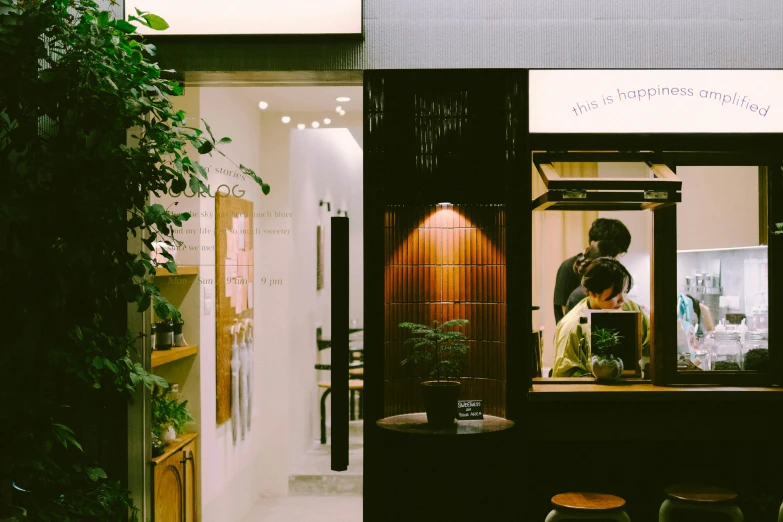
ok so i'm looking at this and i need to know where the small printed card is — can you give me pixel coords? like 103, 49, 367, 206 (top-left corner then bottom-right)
456, 400, 483, 420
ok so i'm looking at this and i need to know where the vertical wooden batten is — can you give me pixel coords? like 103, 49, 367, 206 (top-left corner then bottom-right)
383, 204, 507, 417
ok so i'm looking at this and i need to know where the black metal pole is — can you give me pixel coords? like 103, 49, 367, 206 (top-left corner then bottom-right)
331, 216, 349, 471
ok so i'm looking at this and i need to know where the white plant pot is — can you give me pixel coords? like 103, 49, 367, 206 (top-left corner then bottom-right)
162, 425, 177, 443
590, 356, 624, 381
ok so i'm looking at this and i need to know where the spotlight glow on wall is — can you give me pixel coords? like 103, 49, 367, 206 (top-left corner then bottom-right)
281, 116, 291, 123
338, 110, 346, 116
335, 106, 343, 113
336, 96, 351, 102
258, 101, 269, 110
323, 118, 331, 125
297, 123, 305, 130
311, 121, 320, 128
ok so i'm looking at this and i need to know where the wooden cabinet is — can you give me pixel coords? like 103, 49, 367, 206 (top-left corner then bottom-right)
153, 433, 197, 522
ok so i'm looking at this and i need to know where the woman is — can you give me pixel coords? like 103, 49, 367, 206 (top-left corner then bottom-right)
553, 257, 650, 377
564, 240, 621, 316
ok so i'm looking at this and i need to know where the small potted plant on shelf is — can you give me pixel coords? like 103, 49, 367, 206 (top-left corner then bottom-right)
152, 384, 195, 443
398, 319, 469, 427
590, 327, 625, 381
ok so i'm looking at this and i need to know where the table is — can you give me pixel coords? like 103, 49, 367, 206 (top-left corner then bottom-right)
376, 413, 514, 436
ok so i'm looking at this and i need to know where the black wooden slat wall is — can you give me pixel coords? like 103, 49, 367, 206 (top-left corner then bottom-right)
364, 70, 526, 422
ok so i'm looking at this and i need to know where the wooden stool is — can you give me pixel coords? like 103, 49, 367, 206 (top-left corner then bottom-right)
659, 484, 743, 522
546, 492, 630, 521
318, 379, 364, 444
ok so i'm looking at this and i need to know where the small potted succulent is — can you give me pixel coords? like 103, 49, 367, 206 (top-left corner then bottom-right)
590, 327, 625, 381
152, 384, 195, 443
398, 319, 469, 427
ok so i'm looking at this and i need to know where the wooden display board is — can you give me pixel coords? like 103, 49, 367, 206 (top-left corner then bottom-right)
215, 195, 254, 425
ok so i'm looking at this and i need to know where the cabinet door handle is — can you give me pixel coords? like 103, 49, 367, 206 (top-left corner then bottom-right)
180, 451, 193, 522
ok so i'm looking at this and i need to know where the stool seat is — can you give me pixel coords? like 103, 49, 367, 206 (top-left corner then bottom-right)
552, 492, 626, 511
348, 367, 364, 377
318, 380, 364, 390
664, 484, 738, 503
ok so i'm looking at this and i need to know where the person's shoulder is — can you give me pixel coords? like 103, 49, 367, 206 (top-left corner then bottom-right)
556, 254, 580, 275
622, 299, 645, 312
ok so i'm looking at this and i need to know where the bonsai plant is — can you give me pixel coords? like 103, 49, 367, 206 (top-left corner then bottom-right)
152, 385, 195, 442
398, 319, 469, 427
590, 327, 625, 381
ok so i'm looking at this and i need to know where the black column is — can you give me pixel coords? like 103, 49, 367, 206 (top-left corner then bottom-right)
331, 216, 349, 471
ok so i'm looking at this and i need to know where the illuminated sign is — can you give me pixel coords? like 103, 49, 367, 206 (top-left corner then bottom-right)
125, 0, 362, 36
529, 70, 783, 133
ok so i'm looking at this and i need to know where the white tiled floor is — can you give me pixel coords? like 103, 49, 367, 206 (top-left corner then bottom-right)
242, 496, 362, 522
243, 421, 364, 521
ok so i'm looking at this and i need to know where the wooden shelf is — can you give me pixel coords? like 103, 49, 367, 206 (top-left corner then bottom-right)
152, 432, 198, 465
151, 345, 198, 368
155, 265, 199, 277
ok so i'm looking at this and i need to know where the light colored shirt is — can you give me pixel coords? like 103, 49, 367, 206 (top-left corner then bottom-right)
553, 297, 651, 377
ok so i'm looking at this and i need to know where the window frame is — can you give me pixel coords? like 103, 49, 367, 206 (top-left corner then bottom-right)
527, 133, 783, 387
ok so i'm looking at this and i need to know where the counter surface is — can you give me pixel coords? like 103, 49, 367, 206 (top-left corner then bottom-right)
530, 382, 783, 401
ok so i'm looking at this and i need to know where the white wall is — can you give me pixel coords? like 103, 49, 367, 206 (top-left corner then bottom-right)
180, 90, 363, 520
195, 87, 294, 521
677, 166, 760, 251
288, 128, 363, 454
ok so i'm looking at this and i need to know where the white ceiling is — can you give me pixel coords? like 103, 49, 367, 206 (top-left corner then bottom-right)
235, 86, 362, 113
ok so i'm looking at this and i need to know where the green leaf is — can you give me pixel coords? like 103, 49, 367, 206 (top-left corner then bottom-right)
261, 183, 271, 195
97, 11, 110, 27
218, 137, 232, 144
142, 13, 170, 30
131, 50, 143, 64
112, 19, 137, 33
197, 141, 214, 154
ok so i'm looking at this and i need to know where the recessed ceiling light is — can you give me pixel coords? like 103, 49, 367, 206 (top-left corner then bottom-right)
323, 118, 331, 125
336, 96, 351, 103
339, 110, 346, 116
297, 123, 305, 130
258, 101, 268, 110
281, 116, 291, 123
311, 121, 320, 128
335, 106, 342, 113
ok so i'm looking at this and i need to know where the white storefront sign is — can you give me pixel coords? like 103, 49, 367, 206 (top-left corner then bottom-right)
125, 0, 361, 36
529, 70, 783, 133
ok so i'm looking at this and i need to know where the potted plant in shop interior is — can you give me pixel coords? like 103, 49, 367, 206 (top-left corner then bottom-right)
398, 319, 469, 427
152, 385, 195, 443
590, 327, 625, 381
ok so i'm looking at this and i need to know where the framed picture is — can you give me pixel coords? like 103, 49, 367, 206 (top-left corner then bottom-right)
316, 225, 325, 290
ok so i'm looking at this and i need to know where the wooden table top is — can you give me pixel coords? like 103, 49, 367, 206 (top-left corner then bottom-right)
530, 382, 783, 402
664, 484, 738, 503
377, 413, 514, 436
551, 492, 626, 511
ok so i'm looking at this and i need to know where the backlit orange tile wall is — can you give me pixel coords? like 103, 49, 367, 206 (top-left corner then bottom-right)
384, 204, 507, 417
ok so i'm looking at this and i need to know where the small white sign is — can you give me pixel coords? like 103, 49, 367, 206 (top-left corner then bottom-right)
529, 70, 783, 133
126, 0, 362, 36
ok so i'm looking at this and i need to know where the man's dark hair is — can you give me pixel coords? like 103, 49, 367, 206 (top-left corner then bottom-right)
573, 240, 621, 276
588, 218, 631, 253
581, 257, 634, 300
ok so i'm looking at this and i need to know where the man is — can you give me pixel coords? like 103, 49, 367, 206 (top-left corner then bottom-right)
553, 218, 631, 324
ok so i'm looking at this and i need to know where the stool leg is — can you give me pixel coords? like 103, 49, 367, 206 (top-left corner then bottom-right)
320, 388, 332, 444
544, 509, 566, 522
659, 499, 675, 522
358, 390, 363, 420
350, 390, 355, 421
